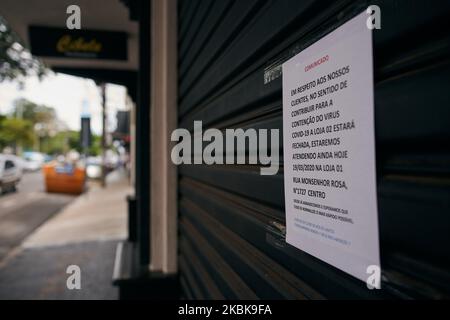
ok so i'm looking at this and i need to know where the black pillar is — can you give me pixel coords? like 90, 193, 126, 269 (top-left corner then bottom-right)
135, 0, 151, 270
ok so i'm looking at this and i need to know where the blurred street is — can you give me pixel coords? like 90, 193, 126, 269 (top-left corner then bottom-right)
0, 169, 129, 299
0, 1, 134, 301
0, 171, 75, 262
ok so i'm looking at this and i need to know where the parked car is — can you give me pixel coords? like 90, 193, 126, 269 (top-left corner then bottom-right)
85, 156, 102, 179
104, 149, 120, 170
0, 154, 23, 193
22, 151, 46, 171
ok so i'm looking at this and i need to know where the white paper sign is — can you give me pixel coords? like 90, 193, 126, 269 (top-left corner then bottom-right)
282, 12, 379, 283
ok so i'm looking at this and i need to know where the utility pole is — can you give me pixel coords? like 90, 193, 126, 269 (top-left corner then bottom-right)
101, 83, 107, 188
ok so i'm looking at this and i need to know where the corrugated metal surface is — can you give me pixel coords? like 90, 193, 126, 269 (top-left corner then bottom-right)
177, 0, 450, 299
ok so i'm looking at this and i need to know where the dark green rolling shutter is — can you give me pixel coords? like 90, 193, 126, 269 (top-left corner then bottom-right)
177, 0, 450, 299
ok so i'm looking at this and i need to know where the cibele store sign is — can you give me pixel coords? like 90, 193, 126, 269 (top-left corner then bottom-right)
28, 26, 127, 60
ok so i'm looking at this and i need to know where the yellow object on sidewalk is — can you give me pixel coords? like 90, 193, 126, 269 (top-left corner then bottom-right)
42, 162, 86, 195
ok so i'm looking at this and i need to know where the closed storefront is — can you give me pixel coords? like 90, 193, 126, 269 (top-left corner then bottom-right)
5, 0, 450, 305
176, 0, 450, 299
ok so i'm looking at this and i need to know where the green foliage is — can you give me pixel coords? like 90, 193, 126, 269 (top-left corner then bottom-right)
7, 98, 60, 153
39, 131, 74, 155
12, 98, 57, 125
0, 117, 35, 149
37, 130, 101, 156
0, 15, 47, 83
1, 99, 102, 156
88, 134, 102, 156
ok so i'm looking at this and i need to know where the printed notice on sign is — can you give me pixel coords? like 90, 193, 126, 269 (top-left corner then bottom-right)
282, 12, 379, 282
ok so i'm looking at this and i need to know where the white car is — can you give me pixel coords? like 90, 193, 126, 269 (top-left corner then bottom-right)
85, 156, 102, 179
0, 154, 23, 193
22, 151, 46, 171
